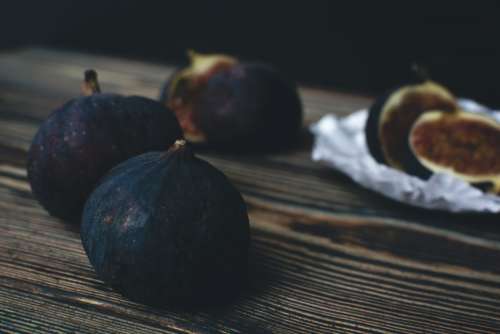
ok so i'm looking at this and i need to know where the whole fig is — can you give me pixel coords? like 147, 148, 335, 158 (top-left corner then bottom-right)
27, 70, 182, 220
81, 140, 250, 306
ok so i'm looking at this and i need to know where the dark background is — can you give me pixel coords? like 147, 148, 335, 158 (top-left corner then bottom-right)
2, 1, 499, 106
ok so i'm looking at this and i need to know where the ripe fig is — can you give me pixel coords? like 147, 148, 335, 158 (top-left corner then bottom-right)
27, 70, 182, 220
81, 140, 250, 306
365, 70, 457, 175
159, 51, 303, 151
409, 110, 500, 194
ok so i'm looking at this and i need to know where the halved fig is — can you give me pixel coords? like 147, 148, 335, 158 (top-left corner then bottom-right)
159, 50, 303, 151
160, 51, 238, 143
409, 110, 500, 194
365, 81, 457, 174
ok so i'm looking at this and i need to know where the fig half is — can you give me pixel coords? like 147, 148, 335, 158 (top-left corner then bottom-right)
159, 51, 303, 151
409, 110, 500, 194
365, 80, 457, 174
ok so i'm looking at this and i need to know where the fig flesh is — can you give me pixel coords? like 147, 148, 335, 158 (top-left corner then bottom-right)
409, 110, 500, 193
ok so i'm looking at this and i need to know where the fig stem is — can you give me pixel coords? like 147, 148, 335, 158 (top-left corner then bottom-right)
81, 69, 101, 96
411, 63, 431, 83
173, 139, 187, 148
159, 139, 188, 159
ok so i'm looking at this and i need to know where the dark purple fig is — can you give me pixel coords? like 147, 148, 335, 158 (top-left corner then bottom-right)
27, 70, 182, 220
159, 51, 303, 151
365, 79, 457, 175
409, 110, 500, 194
81, 140, 250, 307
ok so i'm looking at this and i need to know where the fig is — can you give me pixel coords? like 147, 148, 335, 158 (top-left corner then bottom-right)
365, 76, 457, 175
409, 110, 500, 194
159, 51, 303, 151
81, 140, 250, 306
27, 70, 182, 220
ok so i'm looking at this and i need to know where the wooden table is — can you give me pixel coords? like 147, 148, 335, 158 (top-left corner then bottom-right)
0, 48, 499, 334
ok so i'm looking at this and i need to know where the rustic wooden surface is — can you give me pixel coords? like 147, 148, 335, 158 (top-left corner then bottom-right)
0, 48, 499, 334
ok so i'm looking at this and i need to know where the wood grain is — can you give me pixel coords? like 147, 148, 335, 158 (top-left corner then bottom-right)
0, 48, 499, 333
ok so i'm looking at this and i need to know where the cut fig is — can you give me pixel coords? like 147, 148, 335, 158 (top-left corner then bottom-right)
159, 50, 303, 151
160, 51, 238, 143
365, 81, 457, 174
409, 110, 500, 194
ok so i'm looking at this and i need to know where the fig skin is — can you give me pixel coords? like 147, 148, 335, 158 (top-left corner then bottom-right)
159, 51, 303, 151
27, 71, 183, 220
81, 141, 250, 307
365, 89, 392, 166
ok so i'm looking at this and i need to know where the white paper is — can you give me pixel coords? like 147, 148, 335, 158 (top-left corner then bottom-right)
310, 99, 500, 213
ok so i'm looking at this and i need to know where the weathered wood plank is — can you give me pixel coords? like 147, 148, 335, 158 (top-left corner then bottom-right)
1, 184, 499, 333
0, 48, 499, 333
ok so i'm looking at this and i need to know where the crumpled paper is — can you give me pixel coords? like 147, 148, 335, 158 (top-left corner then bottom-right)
310, 99, 500, 213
